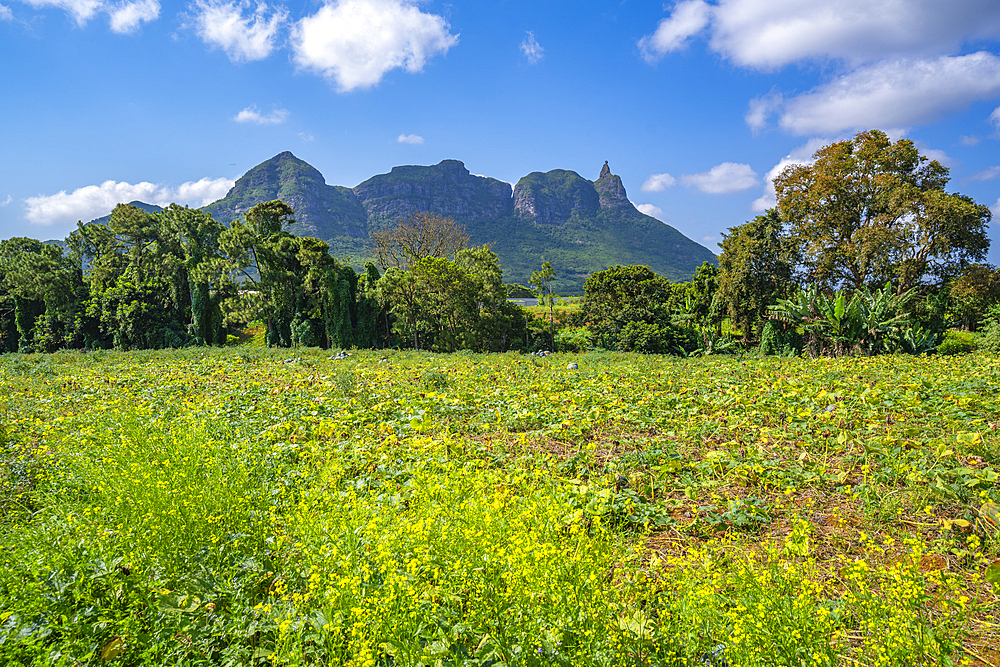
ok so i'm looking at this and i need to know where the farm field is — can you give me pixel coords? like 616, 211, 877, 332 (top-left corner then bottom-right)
2, 348, 1000, 666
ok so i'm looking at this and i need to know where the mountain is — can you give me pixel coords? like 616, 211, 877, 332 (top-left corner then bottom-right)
103, 152, 716, 293
203, 152, 368, 240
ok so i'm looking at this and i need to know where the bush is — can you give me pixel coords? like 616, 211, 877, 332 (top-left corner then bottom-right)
981, 305, 1000, 354
936, 330, 978, 355
555, 327, 593, 352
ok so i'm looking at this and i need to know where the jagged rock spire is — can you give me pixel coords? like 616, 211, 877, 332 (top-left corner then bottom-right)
599, 161, 611, 179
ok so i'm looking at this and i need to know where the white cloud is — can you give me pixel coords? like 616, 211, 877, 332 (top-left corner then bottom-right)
701, 235, 718, 244
991, 106, 1000, 131
745, 92, 782, 133
0, 3, 14, 20
992, 197, 1000, 220
291, 0, 458, 92
298, 131, 315, 141
20, 0, 102, 24
972, 166, 1000, 181
751, 138, 826, 212
681, 162, 758, 194
776, 53, 1000, 136
705, 0, 1000, 70
638, 0, 710, 62
397, 133, 424, 144
1, 194, 12, 206
640, 173, 677, 192
233, 105, 289, 124
635, 203, 664, 219
960, 135, 981, 146
24, 176, 235, 226
19, 0, 158, 30
191, 0, 286, 63
108, 0, 159, 33
520, 31, 543, 64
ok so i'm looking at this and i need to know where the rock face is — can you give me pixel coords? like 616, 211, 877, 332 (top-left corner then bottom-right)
353, 160, 513, 227
193, 153, 717, 292
203, 152, 369, 239
513, 170, 600, 225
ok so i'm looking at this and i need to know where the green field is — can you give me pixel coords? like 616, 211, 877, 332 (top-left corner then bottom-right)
2, 349, 1000, 666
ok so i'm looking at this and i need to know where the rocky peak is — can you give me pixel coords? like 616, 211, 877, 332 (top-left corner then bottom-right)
594, 162, 629, 209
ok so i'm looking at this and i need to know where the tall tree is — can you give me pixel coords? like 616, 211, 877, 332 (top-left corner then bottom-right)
774, 130, 990, 292
716, 210, 799, 340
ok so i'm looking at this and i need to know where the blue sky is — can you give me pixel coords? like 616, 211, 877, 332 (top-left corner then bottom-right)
2, 0, 1000, 264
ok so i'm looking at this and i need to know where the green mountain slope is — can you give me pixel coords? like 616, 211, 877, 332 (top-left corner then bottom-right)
203, 152, 369, 240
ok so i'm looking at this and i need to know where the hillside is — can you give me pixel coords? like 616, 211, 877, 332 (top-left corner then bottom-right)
118, 152, 716, 293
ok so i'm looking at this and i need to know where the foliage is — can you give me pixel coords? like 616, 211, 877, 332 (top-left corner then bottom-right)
377, 246, 525, 352
581, 265, 693, 355
775, 130, 991, 292
768, 283, 935, 357
947, 263, 1000, 331
717, 209, 800, 342
2, 349, 999, 665
937, 330, 978, 356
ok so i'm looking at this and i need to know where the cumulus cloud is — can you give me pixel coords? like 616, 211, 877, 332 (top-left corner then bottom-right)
681, 162, 758, 194
233, 105, 289, 124
24, 177, 235, 226
520, 31, 543, 64
19, 0, 159, 30
635, 203, 664, 219
642, 2, 1000, 136
972, 166, 1000, 181
690, 0, 1000, 70
1, 194, 12, 206
191, 0, 286, 63
639, 0, 710, 62
397, 133, 424, 144
992, 197, 1000, 220
108, 0, 159, 32
291, 0, 458, 92
298, 131, 315, 141
751, 138, 827, 212
991, 106, 1000, 132
774, 53, 1000, 135
960, 135, 981, 146
640, 173, 677, 192
0, 3, 13, 20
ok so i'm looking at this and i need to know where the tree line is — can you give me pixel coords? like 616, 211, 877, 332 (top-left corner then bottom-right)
1, 130, 995, 357
0, 203, 537, 354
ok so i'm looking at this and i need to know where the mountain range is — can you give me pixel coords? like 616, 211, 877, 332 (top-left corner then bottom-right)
137, 152, 717, 294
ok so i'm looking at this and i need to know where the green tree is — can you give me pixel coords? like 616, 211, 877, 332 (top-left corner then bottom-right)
716, 210, 799, 341
581, 265, 689, 353
775, 130, 991, 292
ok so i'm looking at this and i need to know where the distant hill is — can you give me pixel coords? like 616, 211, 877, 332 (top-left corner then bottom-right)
109, 153, 717, 293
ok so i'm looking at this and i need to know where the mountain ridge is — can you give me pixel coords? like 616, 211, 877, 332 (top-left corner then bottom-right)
140, 152, 716, 293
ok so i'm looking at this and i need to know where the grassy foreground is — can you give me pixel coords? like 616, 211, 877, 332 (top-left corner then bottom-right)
2, 348, 1000, 666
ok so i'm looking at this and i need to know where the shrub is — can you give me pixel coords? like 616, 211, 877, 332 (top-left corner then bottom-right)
936, 330, 978, 355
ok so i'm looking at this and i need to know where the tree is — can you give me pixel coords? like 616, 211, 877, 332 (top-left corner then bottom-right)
372, 212, 469, 270
530, 261, 556, 350
948, 264, 1000, 331
219, 200, 300, 346
716, 210, 799, 341
774, 130, 991, 292
581, 265, 689, 353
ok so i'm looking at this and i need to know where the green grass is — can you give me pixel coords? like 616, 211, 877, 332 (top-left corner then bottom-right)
2, 349, 1000, 665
